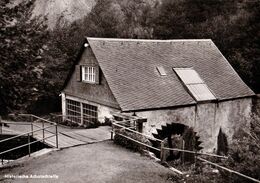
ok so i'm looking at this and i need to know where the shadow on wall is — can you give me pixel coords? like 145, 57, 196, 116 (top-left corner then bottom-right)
217, 128, 228, 156
252, 94, 260, 117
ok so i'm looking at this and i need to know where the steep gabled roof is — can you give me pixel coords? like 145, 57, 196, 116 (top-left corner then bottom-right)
86, 37, 254, 111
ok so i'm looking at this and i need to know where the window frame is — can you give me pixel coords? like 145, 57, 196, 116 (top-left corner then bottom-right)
156, 66, 167, 76
81, 66, 96, 83
66, 98, 98, 125
66, 99, 81, 124
173, 67, 216, 102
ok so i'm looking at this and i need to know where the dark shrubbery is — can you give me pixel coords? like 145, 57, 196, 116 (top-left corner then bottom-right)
219, 115, 260, 182
114, 129, 152, 153
166, 115, 260, 183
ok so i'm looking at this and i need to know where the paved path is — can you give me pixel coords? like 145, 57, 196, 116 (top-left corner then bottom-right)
0, 141, 175, 183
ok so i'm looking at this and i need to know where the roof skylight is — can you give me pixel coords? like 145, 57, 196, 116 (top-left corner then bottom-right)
156, 66, 167, 76
173, 68, 216, 101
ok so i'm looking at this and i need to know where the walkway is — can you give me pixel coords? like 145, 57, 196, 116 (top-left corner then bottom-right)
1, 120, 111, 148
34, 126, 111, 148
0, 141, 175, 183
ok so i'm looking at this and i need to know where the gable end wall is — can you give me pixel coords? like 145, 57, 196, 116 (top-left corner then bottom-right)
63, 47, 120, 109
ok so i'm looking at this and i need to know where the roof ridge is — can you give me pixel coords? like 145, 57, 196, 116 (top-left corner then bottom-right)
87, 37, 212, 43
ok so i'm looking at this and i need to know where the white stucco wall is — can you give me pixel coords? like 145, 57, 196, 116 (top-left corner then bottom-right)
135, 98, 252, 152
62, 92, 252, 152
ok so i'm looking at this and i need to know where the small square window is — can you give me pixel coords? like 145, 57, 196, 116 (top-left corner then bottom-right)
156, 66, 167, 76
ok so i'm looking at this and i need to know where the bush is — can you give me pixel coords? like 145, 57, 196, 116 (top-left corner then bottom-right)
220, 114, 260, 182
114, 129, 152, 153
99, 117, 112, 126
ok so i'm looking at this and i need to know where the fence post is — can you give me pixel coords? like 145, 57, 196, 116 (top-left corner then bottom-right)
160, 141, 166, 162
182, 140, 185, 164
0, 116, 2, 134
194, 149, 198, 172
42, 121, 45, 143
111, 123, 114, 140
55, 124, 58, 148
31, 123, 33, 137
28, 134, 31, 157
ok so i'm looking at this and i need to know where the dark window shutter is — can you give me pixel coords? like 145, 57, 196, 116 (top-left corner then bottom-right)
76, 65, 81, 81
95, 66, 100, 84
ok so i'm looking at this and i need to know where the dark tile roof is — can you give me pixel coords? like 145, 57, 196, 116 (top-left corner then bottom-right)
87, 37, 255, 111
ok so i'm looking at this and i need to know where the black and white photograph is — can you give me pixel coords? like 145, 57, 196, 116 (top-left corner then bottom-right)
0, 0, 259, 182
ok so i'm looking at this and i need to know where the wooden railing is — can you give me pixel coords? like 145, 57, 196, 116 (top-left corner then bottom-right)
111, 120, 162, 152
111, 118, 260, 183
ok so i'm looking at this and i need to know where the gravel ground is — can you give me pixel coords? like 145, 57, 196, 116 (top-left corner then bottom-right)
0, 141, 175, 183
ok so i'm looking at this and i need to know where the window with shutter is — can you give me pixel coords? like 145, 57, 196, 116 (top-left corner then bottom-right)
76, 65, 81, 81
81, 65, 100, 84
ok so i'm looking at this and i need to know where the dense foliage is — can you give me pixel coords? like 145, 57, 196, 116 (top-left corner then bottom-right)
0, 0, 74, 114
0, 0, 259, 115
220, 115, 260, 182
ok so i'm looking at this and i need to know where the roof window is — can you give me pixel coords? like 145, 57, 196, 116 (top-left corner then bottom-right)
156, 66, 167, 76
173, 68, 216, 101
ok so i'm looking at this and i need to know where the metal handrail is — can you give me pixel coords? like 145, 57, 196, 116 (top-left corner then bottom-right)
26, 123, 54, 134
29, 114, 57, 125
0, 134, 56, 156
162, 147, 228, 159
0, 125, 55, 143
30, 123, 42, 129
198, 157, 260, 183
1, 118, 56, 137
1, 121, 36, 125
115, 132, 161, 152
0, 114, 59, 162
112, 122, 163, 142
15, 114, 57, 125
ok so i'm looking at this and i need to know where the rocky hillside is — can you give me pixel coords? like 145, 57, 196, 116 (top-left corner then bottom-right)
6, 0, 96, 29
31, 0, 96, 29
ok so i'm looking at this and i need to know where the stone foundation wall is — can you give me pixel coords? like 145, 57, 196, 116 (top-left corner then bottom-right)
135, 98, 252, 152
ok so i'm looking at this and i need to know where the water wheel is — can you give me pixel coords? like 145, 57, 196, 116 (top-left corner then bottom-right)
151, 123, 203, 162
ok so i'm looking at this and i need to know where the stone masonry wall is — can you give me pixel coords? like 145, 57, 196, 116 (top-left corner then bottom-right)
135, 98, 252, 152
